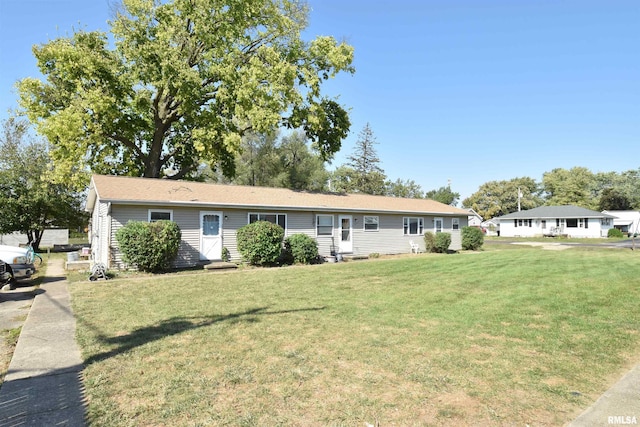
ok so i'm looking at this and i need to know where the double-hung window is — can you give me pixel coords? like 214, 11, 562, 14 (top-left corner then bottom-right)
403, 217, 423, 235
248, 213, 286, 230
148, 209, 173, 222
364, 216, 379, 231
316, 215, 334, 236
452, 218, 460, 230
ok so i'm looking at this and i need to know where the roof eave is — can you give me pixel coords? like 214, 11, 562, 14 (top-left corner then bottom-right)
96, 198, 468, 216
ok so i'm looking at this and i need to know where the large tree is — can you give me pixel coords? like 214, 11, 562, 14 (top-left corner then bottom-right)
462, 177, 542, 220
541, 167, 597, 209
18, 0, 354, 182
0, 119, 85, 250
229, 130, 328, 191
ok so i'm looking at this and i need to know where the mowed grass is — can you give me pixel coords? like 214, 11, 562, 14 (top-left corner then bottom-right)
70, 247, 640, 426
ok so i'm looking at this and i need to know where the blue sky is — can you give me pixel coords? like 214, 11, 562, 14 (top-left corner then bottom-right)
1, 0, 638, 202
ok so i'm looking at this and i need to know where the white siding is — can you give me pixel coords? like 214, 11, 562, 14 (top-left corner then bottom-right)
499, 217, 605, 238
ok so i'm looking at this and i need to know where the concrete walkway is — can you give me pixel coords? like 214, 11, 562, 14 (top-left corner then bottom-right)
0, 259, 86, 426
569, 364, 640, 426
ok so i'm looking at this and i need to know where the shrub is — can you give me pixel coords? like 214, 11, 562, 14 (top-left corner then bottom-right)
608, 228, 624, 238
284, 234, 319, 264
115, 220, 181, 272
434, 232, 452, 253
462, 226, 484, 250
221, 247, 231, 262
424, 232, 436, 253
236, 221, 285, 266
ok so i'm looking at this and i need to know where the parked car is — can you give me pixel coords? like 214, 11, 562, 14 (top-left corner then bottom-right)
0, 259, 11, 286
0, 245, 36, 286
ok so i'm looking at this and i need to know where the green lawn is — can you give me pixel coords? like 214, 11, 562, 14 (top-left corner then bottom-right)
70, 246, 640, 426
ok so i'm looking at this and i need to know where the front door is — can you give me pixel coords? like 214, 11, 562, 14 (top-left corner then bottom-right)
200, 211, 222, 261
339, 215, 353, 253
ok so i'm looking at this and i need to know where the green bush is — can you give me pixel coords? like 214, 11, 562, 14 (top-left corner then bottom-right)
462, 226, 484, 250
434, 232, 452, 253
424, 232, 436, 253
608, 228, 624, 238
236, 221, 285, 266
284, 233, 319, 264
115, 220, 181, 272
221, 247, 231, 262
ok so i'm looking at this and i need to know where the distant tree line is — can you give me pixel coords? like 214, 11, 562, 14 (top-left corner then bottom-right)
211, 123, 461, 205
462, 167, 640, 220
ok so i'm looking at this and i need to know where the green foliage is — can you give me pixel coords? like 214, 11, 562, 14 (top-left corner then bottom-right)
344, 123, 387, 195
462, 226, 484, 250
462, 177, 543, 220
18, 0, 354, 181
283, 234, 319, 264
221, 247, 231, 263
385, 178, 423, 199
542, 167, 598, 210
115, 220, 182, 273
599, 188, 632, 211
424, 232, 436, 253
425, 185, 460, 206
0, 118, 86, 251
608, 228, 624, 238
434, 232, 452, 253
236, 221, 285, 266
229, 131, 329, 191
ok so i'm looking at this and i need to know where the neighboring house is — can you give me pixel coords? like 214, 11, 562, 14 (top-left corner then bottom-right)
602, 210, 640, 236
467, 208, 483, 227
85, 175, 471, 268
496, 205, 615, 238
0, 229, 69, 247
481, 218, 500, 236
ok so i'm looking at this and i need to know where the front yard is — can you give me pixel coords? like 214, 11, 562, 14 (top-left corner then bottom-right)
70, 246, 640, 426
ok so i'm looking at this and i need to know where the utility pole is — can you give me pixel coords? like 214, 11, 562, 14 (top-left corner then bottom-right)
517, 187, 522, 212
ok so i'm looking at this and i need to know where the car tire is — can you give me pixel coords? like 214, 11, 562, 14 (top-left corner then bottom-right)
5, 265, 16, 290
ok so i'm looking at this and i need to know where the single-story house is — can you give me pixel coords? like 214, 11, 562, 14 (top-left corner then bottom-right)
602, 210, 640, 236
495, 205, 616, 238
85, 175, 471, 268
467, 208, 483, 227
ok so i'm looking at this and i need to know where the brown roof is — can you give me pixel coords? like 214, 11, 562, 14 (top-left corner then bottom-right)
87, 174, 469, 216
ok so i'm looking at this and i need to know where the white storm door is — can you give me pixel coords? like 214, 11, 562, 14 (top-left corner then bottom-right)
200, 211, 222, 261
435, 218, 443, 233
339, 215, 353, 253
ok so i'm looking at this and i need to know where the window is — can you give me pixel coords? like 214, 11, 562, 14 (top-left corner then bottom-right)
316, 215, 334, 236
404, 217, 424, 235
364, 216, 379, 231
602, 218, 611, 226
148, 209, 173, 222
249, 213, 286, 230
566, 218, 578, 228
452, 218, 459, 230
541, 220, 546, 229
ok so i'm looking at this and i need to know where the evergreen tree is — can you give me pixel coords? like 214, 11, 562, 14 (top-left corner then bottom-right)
346, 123, 386, 194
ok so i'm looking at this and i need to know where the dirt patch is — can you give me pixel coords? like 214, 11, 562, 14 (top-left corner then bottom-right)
512, 242, 572, 251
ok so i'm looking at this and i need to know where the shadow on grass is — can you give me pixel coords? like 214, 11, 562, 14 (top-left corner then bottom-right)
83, 306, 326, 365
